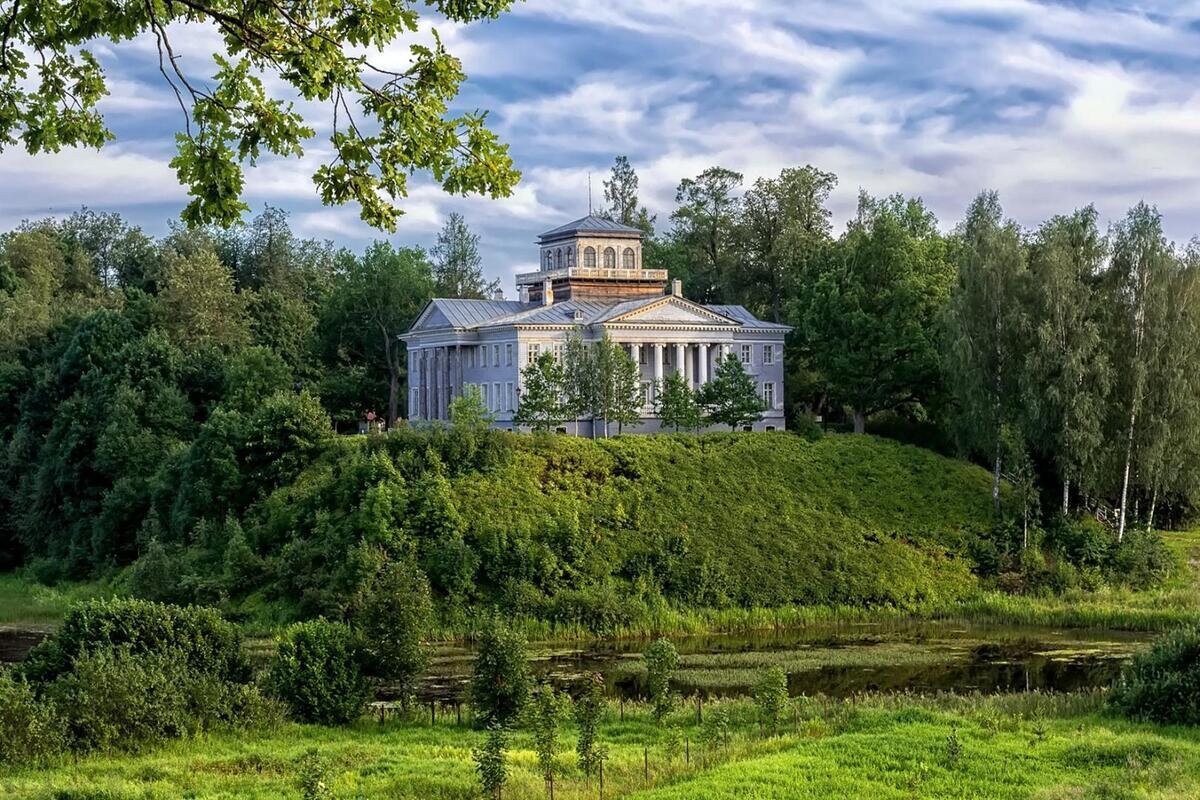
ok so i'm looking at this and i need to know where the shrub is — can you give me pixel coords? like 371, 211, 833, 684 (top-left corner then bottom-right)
643, 638, 679, 724
1107, 529, 1173, 590
351, 555, 432, 700
469, 618, 531, 727
1045, 516, 1112, 569
0, 669, 65, 765
48, 648, 259, 752
21, 598, 249, 686
1109, 626, 1200, 725
531, 684, 565, 792
268, 619, 370, 725
128, 539, 189, 605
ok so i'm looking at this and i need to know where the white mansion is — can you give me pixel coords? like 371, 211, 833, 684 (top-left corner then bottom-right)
401, 216, 790, 433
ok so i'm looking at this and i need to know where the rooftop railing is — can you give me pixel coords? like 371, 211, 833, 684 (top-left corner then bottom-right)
515, 266, 668, 285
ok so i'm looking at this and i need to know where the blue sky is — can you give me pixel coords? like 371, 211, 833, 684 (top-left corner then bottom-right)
3, 0, 1200, 288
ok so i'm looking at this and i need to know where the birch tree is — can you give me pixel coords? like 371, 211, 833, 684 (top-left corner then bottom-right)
1105, 203, 1174, 539
1022, 206, 1110, 515
943, 192, 1027, 511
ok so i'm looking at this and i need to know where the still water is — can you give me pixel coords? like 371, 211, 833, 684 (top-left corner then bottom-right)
1, 619, 1148, 702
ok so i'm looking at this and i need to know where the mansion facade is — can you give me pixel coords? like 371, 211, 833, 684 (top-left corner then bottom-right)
401, 216, 790, 433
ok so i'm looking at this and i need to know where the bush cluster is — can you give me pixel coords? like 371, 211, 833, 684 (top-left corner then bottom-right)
267, 619, 371, 725
1109, 626, 1200, 725
2, 598, 273, 764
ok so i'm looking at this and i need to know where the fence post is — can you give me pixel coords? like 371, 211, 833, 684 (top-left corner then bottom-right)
643, 745, 649, 781
685, 736, 690, 766
599, 756, 605, 800
430, 700, 436, 726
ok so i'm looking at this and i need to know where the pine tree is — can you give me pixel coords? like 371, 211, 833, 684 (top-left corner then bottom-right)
700, 353, 763, 430
654, 371, 702, 432
602, 156, 656, 235
431, 213, 499, 299
514, 351, 567, 432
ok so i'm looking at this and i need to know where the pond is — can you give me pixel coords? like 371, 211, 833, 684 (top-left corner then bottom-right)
411, 620, 1149, 702
1, 619, 1148, 702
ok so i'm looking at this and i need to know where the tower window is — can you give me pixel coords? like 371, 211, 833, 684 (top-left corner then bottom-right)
584, 246, 596, 268
555, 248, 563, 268
567, 248, 575, 267
623, 247, 635, 269
603, 247, 616, 268
544, 250, 553, 270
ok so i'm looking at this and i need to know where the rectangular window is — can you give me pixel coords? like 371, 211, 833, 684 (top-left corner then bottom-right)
552, 343, 564, 362
506, 382, 514, 412
763, 344, 774, 365
639, 347, 647, 365
763, 382, 775, 408
493, 344, 500, 367
528, 342, 541, 365
741, 344, 752, 365
481, 383, 489, 408
505, 343, 513, 366
640, 381, 651, 406
478, 344, 486, 366
492, 382, 501, 412
664, 347, 673, 366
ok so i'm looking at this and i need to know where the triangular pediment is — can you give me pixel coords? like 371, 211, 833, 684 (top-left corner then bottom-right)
606, 297, 740, 327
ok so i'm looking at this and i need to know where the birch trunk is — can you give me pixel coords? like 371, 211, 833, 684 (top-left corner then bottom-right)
1062, 477, 1070, 517
1117, 403, 1135, 542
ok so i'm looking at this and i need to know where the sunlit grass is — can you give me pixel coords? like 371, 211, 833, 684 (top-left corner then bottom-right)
0, 573, 114, 628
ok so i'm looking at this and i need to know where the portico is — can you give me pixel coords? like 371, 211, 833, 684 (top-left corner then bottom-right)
401, 215, 790, 433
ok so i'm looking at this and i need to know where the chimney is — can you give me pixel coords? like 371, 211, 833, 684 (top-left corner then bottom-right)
671, 278, 683, 297
542, 277, 554, 306
519, 285, 530, 303
492, 287, 505, 301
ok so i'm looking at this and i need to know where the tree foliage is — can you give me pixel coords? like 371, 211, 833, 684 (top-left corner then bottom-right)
0, 1, 520, 229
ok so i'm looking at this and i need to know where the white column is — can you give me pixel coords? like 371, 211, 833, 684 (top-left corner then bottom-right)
410, 349, 421, 420
698, 343, 709, 385
629, 342, 640, 369
674, 343, 686, 378
683, 344, 693, 386
652, 344, 663, 400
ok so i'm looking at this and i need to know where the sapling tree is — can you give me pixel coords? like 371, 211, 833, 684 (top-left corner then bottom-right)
753, 666, 789, 734
351, 555, 432, 705
574, 673, 606, 783
469, 617, 531, 727
700, 353, 763, 430
473, 723, 509, 800
643, 638, 680, 724
514, 351, 567, 433
654, 371, 703, 432
531, 684, 565, 799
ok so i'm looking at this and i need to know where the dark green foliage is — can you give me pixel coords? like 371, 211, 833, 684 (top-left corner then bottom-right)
297, 748, 334, 800
473, 723, 509, 800
1108, 529, 1174, 591
351, 554, 432, 698
654, 371, 702, 432
21, 598, 249, 686
643, 638, 679, 723
470, 618, 531, 728
1109, 626, 1200, 725
267, 619, 370, 725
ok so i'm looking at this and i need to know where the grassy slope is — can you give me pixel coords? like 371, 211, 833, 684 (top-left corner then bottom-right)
7, 695, 1200, 799
454, 433, 998, 608
0, 574, 113, 627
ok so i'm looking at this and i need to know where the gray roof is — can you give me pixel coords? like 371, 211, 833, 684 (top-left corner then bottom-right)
407, 296, 791, 335
538, 215, 645, 242
426, 298, 531, 328
706, 305, 792, 330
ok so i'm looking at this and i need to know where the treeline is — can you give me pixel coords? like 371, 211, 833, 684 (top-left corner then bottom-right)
0, 207, 495, 574
619, 162, 1200, 534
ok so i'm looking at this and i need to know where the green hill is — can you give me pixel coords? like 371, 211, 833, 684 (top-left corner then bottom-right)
248, 431, 999, 628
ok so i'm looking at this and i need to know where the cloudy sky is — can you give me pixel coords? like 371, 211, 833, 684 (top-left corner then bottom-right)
3, 0, 1200, 287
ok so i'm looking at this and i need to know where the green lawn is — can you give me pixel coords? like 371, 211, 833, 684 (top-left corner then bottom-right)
5, 694, 1200, 800
0, 573, 114, 628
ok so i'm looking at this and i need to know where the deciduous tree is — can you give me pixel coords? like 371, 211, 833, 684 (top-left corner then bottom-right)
700, 353, 763, 430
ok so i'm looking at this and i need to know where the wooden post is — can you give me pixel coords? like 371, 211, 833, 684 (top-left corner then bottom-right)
456, 701, 462, 726
620, 696, 624, 721
696, 694, 703, 724
643, 745, 649, 781
599, 757, 605, 800
685, 736, 690, 766
430, 700, 436, 726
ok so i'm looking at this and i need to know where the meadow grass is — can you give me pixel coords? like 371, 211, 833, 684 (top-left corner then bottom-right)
6, 693, 1200, 800
0, 573, 114, 628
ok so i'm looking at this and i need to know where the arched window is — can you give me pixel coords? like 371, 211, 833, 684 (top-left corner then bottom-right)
622, 247, 636, 269
583, 246, 596, 268
566, 248, 574, 267
603, 246, 616, 268
555, 248, 563, 268
544, 250, 553, 270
